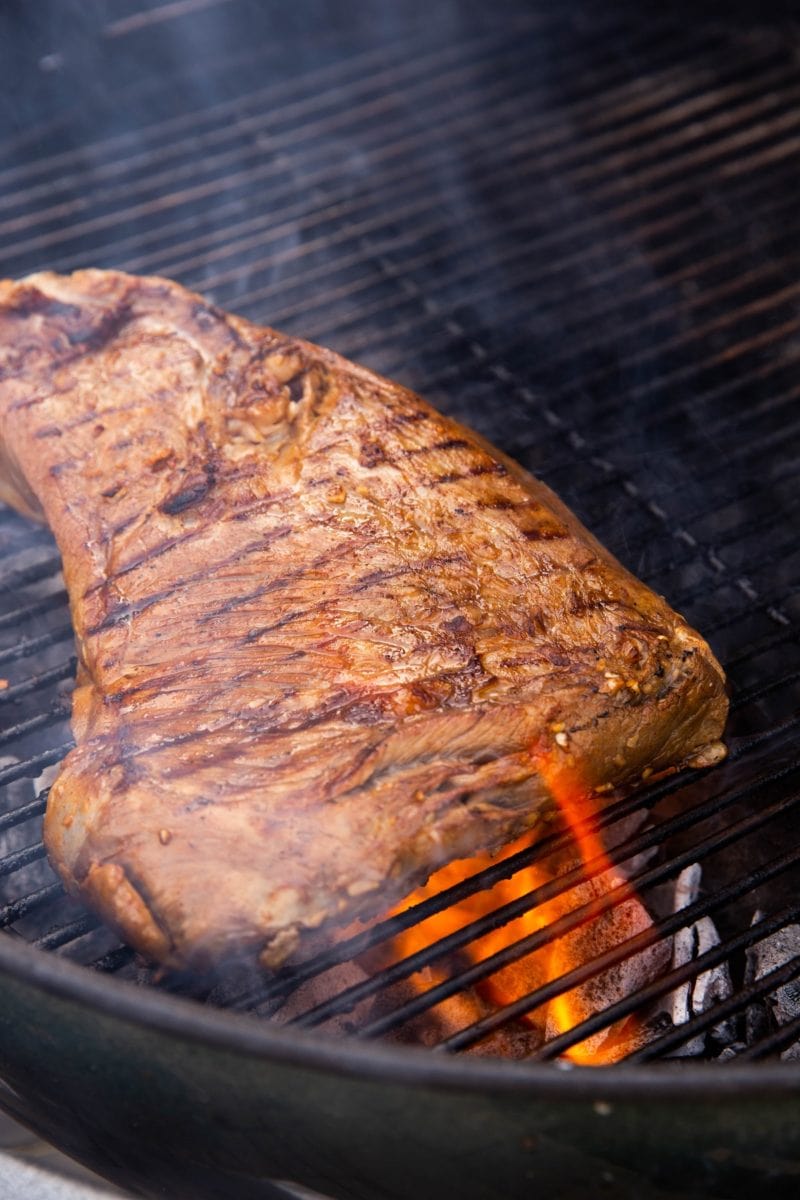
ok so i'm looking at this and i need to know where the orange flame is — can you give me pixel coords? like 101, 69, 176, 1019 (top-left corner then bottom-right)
382, 750, 643, 1064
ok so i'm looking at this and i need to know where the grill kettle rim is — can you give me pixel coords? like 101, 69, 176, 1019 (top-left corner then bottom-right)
0, 931, 797, 1100
0, 896, 799, 1200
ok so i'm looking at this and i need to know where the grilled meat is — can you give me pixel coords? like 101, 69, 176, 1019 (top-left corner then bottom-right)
0, 270, 727, 971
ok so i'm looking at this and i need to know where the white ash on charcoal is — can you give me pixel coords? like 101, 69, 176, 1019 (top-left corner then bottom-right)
650, 863, 734, 1057
745, 918, 800, 1060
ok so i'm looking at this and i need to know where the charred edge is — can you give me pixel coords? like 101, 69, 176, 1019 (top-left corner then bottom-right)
359, 440, 387, 468
3, 290, 81, 322
64, 302, 134, 354
159, 463, 216, 517
286, 372, 305, 405
190, 300, 229, 330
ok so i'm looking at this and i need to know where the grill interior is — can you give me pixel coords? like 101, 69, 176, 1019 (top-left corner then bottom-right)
0, 0, 799, 1065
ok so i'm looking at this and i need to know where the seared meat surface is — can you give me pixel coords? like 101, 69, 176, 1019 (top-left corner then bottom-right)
0, 270, 727, 971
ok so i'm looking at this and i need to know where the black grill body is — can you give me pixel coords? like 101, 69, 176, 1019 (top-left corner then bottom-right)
0, 1, 799, 1196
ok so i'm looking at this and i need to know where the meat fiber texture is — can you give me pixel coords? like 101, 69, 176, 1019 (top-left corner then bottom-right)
0, 271, 727, 972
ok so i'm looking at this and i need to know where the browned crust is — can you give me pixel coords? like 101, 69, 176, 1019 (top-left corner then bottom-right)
0, 270, 728, 971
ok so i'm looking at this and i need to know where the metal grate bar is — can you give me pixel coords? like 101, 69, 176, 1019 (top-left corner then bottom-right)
161, 55, 799, 292
0, 554, 62, 591
305, 202, 799, 368
722, 624, 799, 669
311, 138, 800, 369
0, 793, 48, 834
0, 27, 514, 213
233, 731, 796, 1012
243, 137, 800, 337
730, 669, 800, 710
439, 843, 800, 1053
105, 29, 778, 250
0, 708, 68, 750
9, 57, 538, 267
91, 945, 137, 973
541, 904, 800, 1062
0, 841, 47, 879
0, 883, 62, 929
290, 767, 799, 1031
33, 915, 100, 952
610, 493, 800, 584
206, 62, 800, 300
648, 524, 799, 601
0, 18, 507, 183
32, 25, 736, 278
0, 589, 68, 631
0, 744, 75, 788
0, 661, 75, 704
733, 1014, 800, 1062
0, 624, 74, 668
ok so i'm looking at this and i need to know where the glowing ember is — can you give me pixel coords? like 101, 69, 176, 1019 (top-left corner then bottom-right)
379, 751, 666, 1064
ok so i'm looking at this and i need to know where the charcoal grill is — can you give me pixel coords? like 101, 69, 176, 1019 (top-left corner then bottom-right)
0, 1, 799, 1197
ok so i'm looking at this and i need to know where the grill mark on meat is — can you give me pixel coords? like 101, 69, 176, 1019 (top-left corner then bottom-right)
402, 437, 472, 458
521, 527, 569, 542
88, 527, 292, 634
124, 667, 489, 781
386, 408, 428, 426
476, 497, 538, 511
112, 691, 360, 778
108, 513, 140, 538
198, 541, 354, 624
351, 565, 414, 593
242, 608, 305, 644
360, 436, 473, 470
568, 595, 627, 618
43, 397, 146, 436
429, 463, 507, 486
